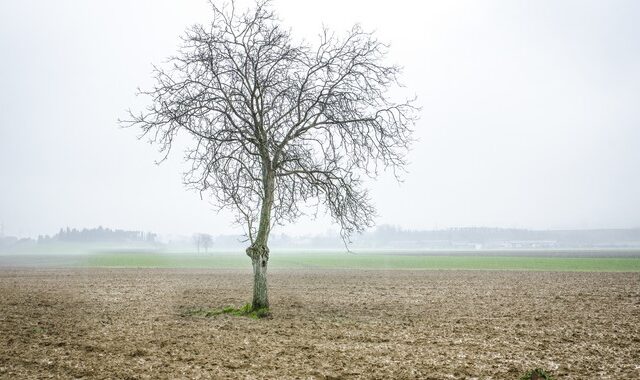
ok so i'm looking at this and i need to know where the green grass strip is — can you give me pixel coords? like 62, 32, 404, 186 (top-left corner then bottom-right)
80, 253, 640, 272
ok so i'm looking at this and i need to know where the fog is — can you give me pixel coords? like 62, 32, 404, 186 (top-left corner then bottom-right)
1, 0, 639, 239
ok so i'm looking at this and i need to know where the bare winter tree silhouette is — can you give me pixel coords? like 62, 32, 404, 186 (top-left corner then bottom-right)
123, 0, 418, 310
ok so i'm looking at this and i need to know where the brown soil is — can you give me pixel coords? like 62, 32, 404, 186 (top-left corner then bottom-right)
0, 269, 638, 379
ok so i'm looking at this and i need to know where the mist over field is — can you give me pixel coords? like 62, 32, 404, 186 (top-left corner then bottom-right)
3, 225, 640, 252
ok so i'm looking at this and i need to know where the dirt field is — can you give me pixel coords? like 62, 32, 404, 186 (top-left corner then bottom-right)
0, 269, 638, 379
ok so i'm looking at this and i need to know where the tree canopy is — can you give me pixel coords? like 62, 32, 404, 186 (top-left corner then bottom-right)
125, 0, 417, 244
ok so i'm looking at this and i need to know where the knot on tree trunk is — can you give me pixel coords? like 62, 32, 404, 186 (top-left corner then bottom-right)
246, 244, 269, 261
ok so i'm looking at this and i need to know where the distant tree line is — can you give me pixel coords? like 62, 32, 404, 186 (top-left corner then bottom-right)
3, 225, 640, 250
38, 226, 157, 244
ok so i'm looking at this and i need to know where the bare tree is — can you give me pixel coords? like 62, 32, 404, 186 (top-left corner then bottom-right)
193, 234, 201, 254
201, 233, 213, 254
193, 233, 213, 254
123, 0, 418, 310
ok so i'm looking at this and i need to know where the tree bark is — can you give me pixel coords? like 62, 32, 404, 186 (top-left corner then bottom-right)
247, 244, 269, 309
246, 166, 274, 310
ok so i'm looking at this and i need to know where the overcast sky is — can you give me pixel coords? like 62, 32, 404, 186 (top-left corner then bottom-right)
1, 0, 639, 238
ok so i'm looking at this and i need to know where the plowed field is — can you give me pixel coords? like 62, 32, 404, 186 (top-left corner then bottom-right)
1, 269, 638, 379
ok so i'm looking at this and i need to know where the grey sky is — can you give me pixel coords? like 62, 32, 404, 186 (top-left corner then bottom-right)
1, 0, 639, 238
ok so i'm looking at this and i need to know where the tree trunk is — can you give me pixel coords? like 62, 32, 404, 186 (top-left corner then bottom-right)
246, 165, 274, 310
248, 244, 269, 309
